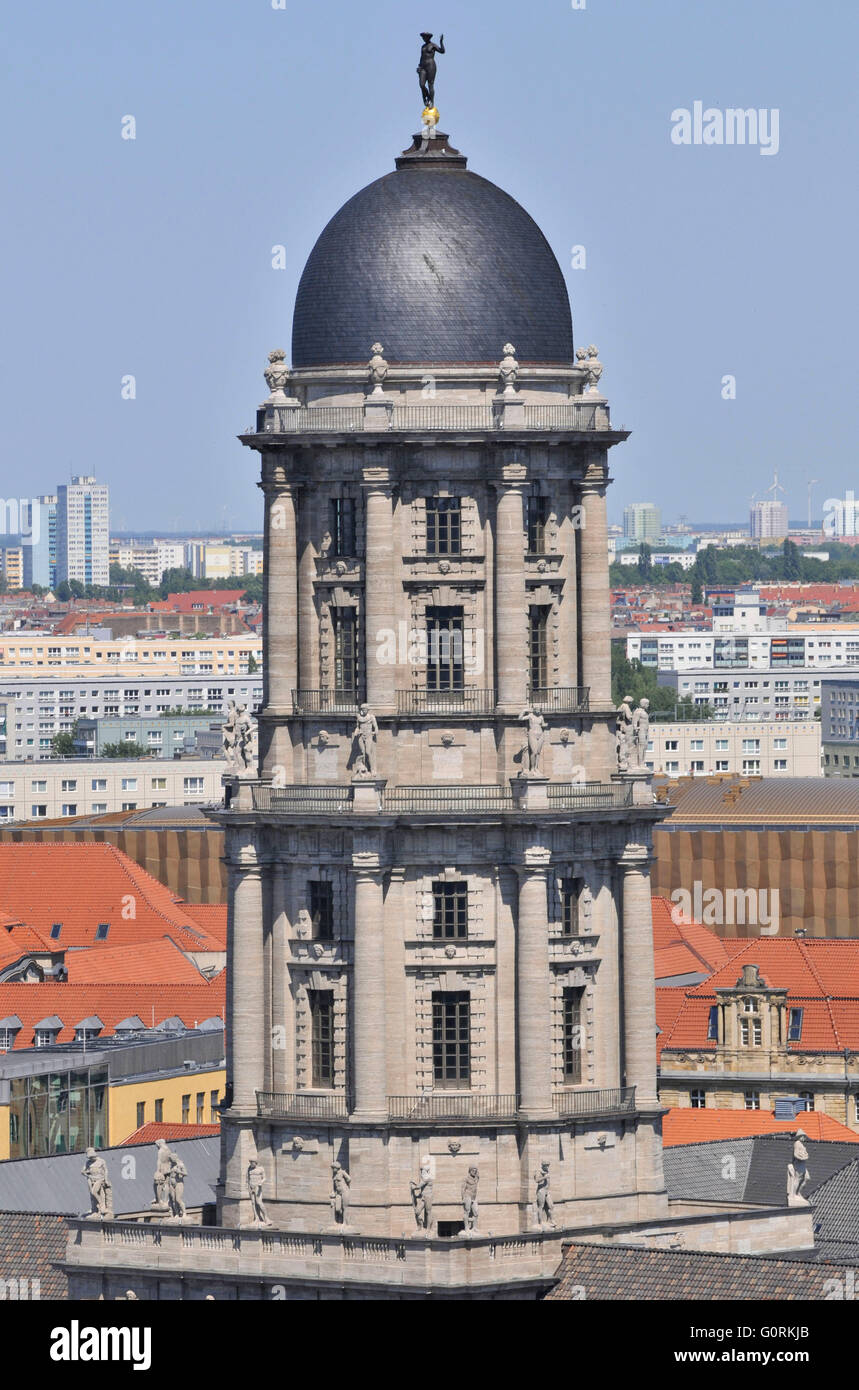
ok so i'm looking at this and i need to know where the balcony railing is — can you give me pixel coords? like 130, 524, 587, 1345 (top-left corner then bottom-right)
258, 400, 611, 435
546, 782, 634, 810
552, 1086, 636, 1118
388, 1094, 519, 1122
257, 1091, 349, 1120
252, 785, 352, 814
292, 689, 359, 715
382, 785, 515, 814
528, 687, 590, 714
396, 689, 496, 717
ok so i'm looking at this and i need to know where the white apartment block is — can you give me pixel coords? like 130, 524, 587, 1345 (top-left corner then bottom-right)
0, 633, 261, 677
56, 477, 110, 587
185, 543, 264, 580
0, 672, 262, 759
0, 757, 227, 824
658, 667, 822, 721
645, 720, 821, 778
749, 499, 788, 539
616, 550, 696, 571
626, 625, 859, 673
110, 542, 186, 585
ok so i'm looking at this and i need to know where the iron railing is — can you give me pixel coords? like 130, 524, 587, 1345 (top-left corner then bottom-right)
390, 404, 495, 431
382, 785, 515, 814
258, 401, 611, 435
252, 785, 352, 814
396, 689, 497, 717
264, 406, 365, 433
528, 687, 590, 714
388, 1094, 519, 1122
257, 1091, 349, 1120
546, 782, 634, 810
292, 689, 359, 715
523, 402, 606, 430
552, 1086, 636, 1118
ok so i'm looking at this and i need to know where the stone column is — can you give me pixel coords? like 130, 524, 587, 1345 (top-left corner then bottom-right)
271, 862, 290, 1094
591, 861, 621, 1089
579, 470, 612, 707
351, 855, 387, 1121
362, 475, 395, 712
227, 854, 265, 1114
494, 478, 528, 711
261, 471, 298, 712
557, 501, 579, 689
621, 855, 659, 1108
297, 486, 318, 698
516, 854, 554, 1119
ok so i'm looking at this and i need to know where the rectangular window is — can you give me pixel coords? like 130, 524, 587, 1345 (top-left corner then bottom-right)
136, 1101, 145, 1128
562, 988, 584, 1084
527, 495, 551, 554
707, 1005, 719, 1041
788, 1007, 803, 1041
426, 607, 464, 691
183, 777, 204, 794
210, 1089, 219, 1122
333, 609, 358, 697
561, 879, 582, 936
425, 497, 461, 556
121, 778, 138, 792
154, 1099, 163, 1123
308, 880, 334, 941
309, 990, 335, 1088
529, 607, 550, 692
691, 1089, 706, 1109
432, 881, 468, 939
744, 1090, 761, 1111
329, 496, 357, 557
181, 1094, 190, 1123
196, 1091, 205, 1124
432, 991, 470, 1088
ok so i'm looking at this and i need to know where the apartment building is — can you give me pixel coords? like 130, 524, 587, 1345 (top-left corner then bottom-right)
645, 719, 821, 778
0, 757, 226, 822
0, 633, 261, 677
110, 542, 186, 585
821, 677, 859, 777
627, 625, 859, 672
657, 668, 822, 721
56, 477, 110, 587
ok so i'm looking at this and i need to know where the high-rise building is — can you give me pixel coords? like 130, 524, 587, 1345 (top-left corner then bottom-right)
623, 502, 662, 543
22, 495, 57, 590
56, 476, 110, 587
823, 490, 859, 539
750, 499, 788, 540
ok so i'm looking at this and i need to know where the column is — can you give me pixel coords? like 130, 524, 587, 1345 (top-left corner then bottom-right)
351, 857, 387, 1120
590, 861, 621, 1089
494, 481, 528, 710
516, 858, 554, 1118
262, 473, 298, 712
297, 486, 317, 697
271, 862, 290, 1094
621, 858, 659, 1107
557, 502, 579, 689
227, 855, 266, 1114
363, 478, 395, 711
579, 472, 612, 707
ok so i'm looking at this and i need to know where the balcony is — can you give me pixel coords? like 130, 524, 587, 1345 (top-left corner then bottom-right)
396, 689, 496, 717
552, 1086, 636, 1118
247, 781, 636, 816
257, 1091, 349, 1120
256, 400, 612, 435
528, 687, 590, 714
382, 785, 514, 814
388, 1094, 519, 1123
252, 785, 353, 814
292, 689, 359, 715
547, 782, 634, 810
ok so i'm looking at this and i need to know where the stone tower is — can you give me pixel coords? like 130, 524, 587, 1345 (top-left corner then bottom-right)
217, 123, 668, 1278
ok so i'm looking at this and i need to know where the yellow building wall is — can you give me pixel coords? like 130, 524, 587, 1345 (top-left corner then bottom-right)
0, 1103, 9, 1162
108, 1067, 225, 1146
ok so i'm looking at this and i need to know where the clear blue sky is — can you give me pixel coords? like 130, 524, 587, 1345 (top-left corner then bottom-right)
1, 0, 855, 532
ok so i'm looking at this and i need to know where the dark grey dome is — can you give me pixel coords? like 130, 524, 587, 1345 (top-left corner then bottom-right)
291, 140, 574, 368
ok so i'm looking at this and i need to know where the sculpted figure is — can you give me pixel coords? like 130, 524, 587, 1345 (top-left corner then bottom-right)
367, 342, 388, 395
534, 1162, 556, 1228
584, 344, 603, 394
82, 1148, 113, 1220
615, 695, 634, 772
152, 1138, 186, 1217
410, 1157, 434, 1232
519, 706, 547, 774
461, 1165, 479, 1232
235, 703, 255, 771
331, 1162, 351, 1225
631, 698, 650, 769
222, 699, 239, 767
352, 703, 379, 776
417, 32, 445, 107
787, 1134, 811, 1205
248, 1160, 272, 1228
498, 343, 519, 397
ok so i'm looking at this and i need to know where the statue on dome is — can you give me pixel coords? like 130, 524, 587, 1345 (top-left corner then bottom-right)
417, 32, 445, 108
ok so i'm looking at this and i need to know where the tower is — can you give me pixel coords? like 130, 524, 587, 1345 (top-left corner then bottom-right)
56, 475, 110, 588
215, 119, 670, 1288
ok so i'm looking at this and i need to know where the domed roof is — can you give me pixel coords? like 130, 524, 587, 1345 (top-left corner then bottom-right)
291, 135, 574, 369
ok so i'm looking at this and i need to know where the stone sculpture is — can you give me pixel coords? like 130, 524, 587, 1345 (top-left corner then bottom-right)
247, 1160, 272, 1228
224, 700, 256, 773
410, 1157, 433, 1232
151, 1139, 187, 1219
498, 343, 519, 397
584, 344, 603, 394
263, 348, 290, 401
519, 706, 547, 775
367, 342, 388, 396
417, 32, 445, 108
631, 698, 650, 770
82, 1148, 113, 1220
534, 1161, 556, 1228
615, 695, 634, 772
787, 1134, 811, 1206
461, 1165, 479, 1233
331, 1161, 351, 1225
352, 703, 379, 776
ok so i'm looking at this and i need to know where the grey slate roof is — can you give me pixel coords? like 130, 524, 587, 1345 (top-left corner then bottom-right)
665, 1134, 859, 1207
292, 145, 574, 368
0, 1136, 218, 1215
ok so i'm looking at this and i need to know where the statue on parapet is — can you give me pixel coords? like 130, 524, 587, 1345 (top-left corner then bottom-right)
519, 706, 546, 775
615, 694, 634, 772
82, 1148, 114, 1220
631, 697, 650, 770
410, 1157, 434, 1232
461, 1165, 479, 1233
352, 703, 379, 776
534, 1161, 556, 1228
330, 1162, 352, 1226
247, 1159, 273, 1228
787, 1134, 811, 1206
151, 1138, 187, 1219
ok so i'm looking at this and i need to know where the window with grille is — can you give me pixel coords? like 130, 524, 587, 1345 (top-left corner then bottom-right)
308, 881, 334, 941
432, 881, 468, 939
333, 609, 358, 697
527, 495, 551, 554
690, 1089, 706, 1109
426, 607, 464, 691
432, 992, 470, 1087
309, 990, 335, 1088
740, 1017, 762, 1046
744, 1090, 760, 1110
529, 608, 549, 691
425, 497, 461, 556
329, 497, 357, 557
562, 988, 584, 1084
799, 1091, 814, 1112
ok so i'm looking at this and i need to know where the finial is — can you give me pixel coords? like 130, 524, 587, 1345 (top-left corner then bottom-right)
263, 349, 290, 403
417, 31, 445, 124
367, 342, 389, 396
498, 343, 520, 398
584, 344, 603, 395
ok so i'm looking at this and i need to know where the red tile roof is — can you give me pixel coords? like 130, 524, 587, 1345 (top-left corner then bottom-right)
0, 978, 225, 1049
181, 904, 227, 947
0, 924, 56, 972
65, 938, 207, 985
0, 844, 224, 951
652, 897, 734, 982
121, 1121, 221, 1146
663, 1107, 859, 1146
149, 590, 247, 614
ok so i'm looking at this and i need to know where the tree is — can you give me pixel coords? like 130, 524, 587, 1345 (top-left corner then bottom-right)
782, 538, 802, 581
51, 731, 76, 757
246, 653, 259, 673
690, 573, 703, 605
101, 741, 149, 759
637, 542, 652, 578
